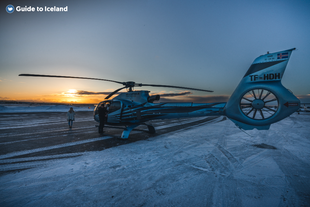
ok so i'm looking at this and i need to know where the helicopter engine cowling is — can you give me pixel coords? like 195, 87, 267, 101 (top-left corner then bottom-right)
224, 48, 300, 130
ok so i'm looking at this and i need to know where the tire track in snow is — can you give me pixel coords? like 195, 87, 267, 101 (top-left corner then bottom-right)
0, 114, 223, 174
0, 136, 112, 160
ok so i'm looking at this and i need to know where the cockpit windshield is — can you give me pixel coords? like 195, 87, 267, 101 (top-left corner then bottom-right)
94, 101, 121, 115
94, 101, 110, 115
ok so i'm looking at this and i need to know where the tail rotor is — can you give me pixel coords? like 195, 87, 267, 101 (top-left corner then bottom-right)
224, 48, 300, 130
240, 89, 279, 120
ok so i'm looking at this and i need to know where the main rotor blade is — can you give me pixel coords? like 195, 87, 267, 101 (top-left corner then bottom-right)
137, 83, 213, 92
19, 74, 213, 93
19, 74, 124, 85
105, 86, 126, 99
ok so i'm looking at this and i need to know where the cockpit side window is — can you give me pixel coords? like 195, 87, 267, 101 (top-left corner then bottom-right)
109, 101, 121, 113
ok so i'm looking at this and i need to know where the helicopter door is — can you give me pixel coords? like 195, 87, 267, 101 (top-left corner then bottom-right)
107, 101, 122, 124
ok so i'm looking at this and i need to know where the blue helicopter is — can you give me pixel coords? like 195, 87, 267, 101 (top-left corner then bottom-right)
19, 48, 300, 138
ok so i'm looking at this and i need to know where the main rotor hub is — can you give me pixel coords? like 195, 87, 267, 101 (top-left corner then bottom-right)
252, 99, 265, 110
125, 81, 136, 87
124, 81, 136, 92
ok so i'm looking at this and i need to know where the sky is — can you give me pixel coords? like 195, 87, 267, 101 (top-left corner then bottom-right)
1, 0, 310, 104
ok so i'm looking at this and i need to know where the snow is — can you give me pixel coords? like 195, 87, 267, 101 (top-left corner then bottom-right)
0, 137, 112, 160
0, 114, 310, 206
0, 104, 94, 113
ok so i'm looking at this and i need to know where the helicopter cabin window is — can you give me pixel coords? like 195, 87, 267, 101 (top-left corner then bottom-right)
95, 101, 111, 114
97, 101, 110, 108
109, 101, 121, 113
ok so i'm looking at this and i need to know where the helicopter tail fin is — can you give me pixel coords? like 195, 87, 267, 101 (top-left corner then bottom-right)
224, 48, 300, 130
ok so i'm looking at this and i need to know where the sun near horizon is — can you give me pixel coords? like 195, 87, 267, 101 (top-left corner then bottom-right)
0, 87, 108, 104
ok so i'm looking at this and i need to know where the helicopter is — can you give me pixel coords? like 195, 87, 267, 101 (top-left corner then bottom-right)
19, 48, 300, 139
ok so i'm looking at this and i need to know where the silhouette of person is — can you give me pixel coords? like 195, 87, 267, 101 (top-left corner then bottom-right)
67, 107, 75, 128
98, 104, 107, 134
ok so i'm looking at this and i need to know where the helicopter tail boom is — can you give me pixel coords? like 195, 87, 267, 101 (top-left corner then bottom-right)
224, 48, 300, 130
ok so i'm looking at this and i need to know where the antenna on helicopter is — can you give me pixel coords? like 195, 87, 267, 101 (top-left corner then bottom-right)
19, 74, 213, 99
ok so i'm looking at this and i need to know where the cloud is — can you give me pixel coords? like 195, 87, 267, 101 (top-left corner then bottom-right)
296, 95, 310, 103
55, 89, 230, 104
0, 96, 10, 100
76, 90, 113, 95
75, 90, 192, 97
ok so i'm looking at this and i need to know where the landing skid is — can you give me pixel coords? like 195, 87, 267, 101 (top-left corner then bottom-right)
120, 123, 156, 139
144, 124, 155, 134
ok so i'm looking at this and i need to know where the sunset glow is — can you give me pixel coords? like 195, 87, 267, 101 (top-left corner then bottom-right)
63, 89, 78, 97
1, 1, 310, 104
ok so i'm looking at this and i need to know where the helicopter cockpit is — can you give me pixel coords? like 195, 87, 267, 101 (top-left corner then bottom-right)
94, 101, 122, 114
94, 100, 123, 122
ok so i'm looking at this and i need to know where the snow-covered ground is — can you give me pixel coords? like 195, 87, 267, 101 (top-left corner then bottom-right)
0, 114, 309, 206
0, 104, 94, 113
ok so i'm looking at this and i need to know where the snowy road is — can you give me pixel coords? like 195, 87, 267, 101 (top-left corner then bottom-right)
0, 112, 310, 206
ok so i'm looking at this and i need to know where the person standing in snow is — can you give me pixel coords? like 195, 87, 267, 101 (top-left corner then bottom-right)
67, 107, 75, 128
98, 104, 107, 134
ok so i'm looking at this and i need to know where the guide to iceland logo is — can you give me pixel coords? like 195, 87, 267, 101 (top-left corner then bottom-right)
6, 5, 14, 13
